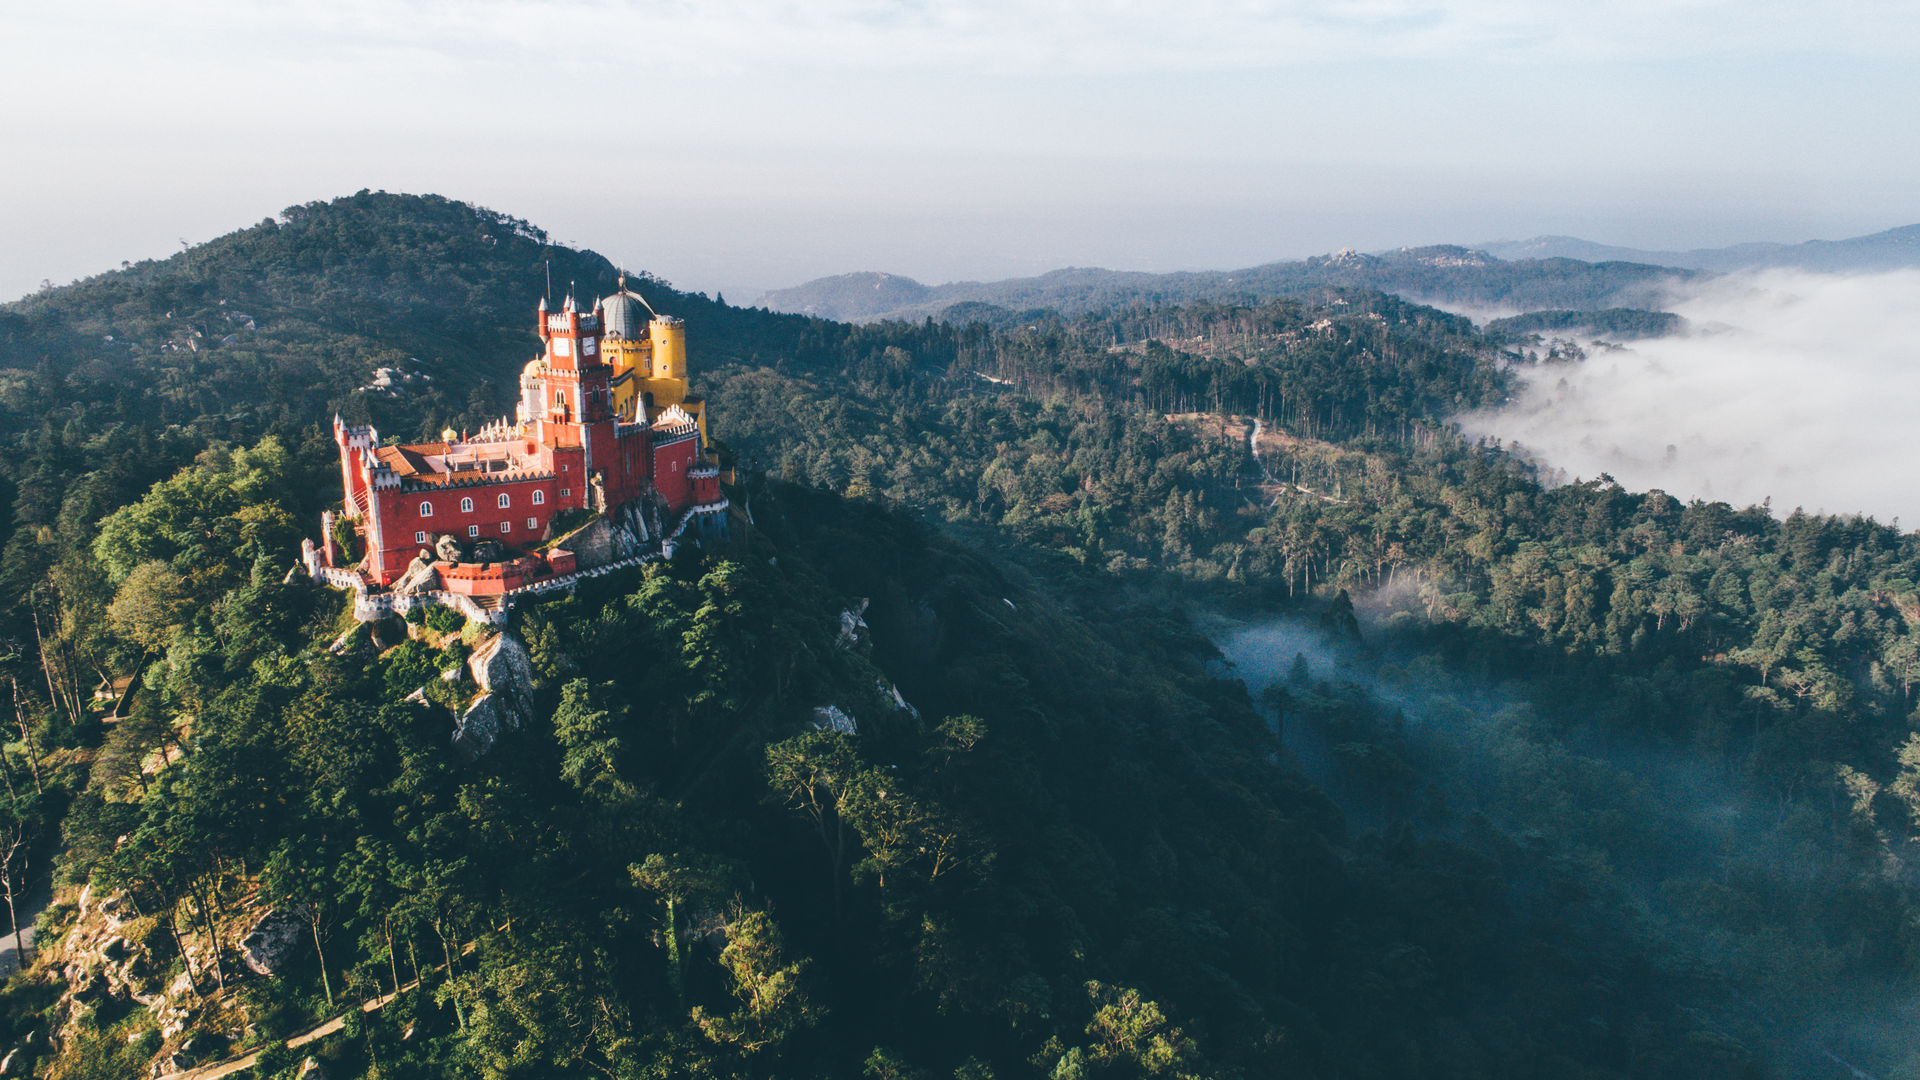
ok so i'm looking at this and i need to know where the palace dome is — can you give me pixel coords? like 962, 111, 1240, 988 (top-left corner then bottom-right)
601, 283, 648, 340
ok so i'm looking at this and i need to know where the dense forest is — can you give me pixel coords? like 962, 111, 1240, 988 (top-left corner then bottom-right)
0, 192, 1912, 1078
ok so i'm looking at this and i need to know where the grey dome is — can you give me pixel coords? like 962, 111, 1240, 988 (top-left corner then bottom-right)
602, 290, 646, 339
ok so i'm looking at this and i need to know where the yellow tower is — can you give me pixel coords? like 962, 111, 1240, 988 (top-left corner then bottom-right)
597, 281, 707, 444
648, 316, 687, 389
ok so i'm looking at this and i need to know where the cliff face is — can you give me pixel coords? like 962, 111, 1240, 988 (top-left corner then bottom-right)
452, 632, 535, 761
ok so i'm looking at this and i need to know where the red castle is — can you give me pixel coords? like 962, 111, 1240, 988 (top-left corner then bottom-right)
306, 287, 728, 618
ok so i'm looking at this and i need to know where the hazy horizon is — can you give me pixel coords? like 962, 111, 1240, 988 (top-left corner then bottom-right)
6, 2, 1918, 304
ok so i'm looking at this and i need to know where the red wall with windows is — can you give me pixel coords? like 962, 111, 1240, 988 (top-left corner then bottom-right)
650, 438, 697, 512
366, 474, 560, 584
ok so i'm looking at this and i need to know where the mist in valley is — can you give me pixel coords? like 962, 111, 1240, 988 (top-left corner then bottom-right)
1459, 270, 1920, 527
1209, 609, 1920, 1079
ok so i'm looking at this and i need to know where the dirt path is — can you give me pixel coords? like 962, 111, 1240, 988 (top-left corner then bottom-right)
159, 929, 492, 1080
0, 881, 51, 977
161, 978, 416, 1080
1244, 416, 1350, 506
1248, 416, 1276, 483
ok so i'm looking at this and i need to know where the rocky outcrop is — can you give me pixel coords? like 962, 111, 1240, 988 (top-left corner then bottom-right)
454, 633, 535, 762
560, 498, 660, 570
836, 599, 871, 652
391, 555, 441, 595
46, 882, 287, 1077
470, 632, 533, 706
811, 705, 858, 735
452, 695, 511, 762
879, 679, 920, 719
240, 907, 307, 977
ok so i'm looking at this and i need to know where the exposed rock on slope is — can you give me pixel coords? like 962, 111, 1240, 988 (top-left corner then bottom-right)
453, 632, 534, 761
240, 908, 307, 977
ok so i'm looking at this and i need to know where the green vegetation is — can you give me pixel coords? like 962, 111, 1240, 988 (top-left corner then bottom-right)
0, 192, 1914, 1077
1484, 307, 1686, 342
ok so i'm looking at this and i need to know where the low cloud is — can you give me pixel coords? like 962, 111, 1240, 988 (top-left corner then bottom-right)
1459, 270, 1920, 526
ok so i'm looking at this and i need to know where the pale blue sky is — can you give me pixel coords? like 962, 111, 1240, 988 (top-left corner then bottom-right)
4, 0, 1918, 301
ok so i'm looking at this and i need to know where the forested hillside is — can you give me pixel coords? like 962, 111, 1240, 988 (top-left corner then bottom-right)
0, 192, 1914, 1079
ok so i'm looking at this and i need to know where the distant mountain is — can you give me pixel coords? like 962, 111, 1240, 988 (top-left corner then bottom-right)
759, 270, 935, 319
1478, 223, 1920, 272
758, 245, 1695, 323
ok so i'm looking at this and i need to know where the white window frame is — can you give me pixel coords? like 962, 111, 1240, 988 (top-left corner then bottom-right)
526, 517, 536, 530
415, 531, 426, 544
500, 521, 511, 534
532, 490, 545, 505
467, 525, 479, 538
497, 493, 511, 509
461, 496, 474, 513
419, 501, 433, 517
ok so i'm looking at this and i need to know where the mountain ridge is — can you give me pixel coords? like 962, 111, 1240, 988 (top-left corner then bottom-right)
1476, 222, 1920, 271
760, 222, 1920, 323
756, 244, 1694, 323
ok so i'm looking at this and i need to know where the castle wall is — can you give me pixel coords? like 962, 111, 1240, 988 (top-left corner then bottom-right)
651, 435, 697, 512
547, 447, 589, 511
366, 473, 561, 585
438, 555, 546, 595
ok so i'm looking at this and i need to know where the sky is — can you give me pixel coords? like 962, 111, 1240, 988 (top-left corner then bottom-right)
4, 1, 1919, 302
1459, 269, 1920, 526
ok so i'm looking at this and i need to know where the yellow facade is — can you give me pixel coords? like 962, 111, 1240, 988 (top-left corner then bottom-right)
601, 287, 706, 444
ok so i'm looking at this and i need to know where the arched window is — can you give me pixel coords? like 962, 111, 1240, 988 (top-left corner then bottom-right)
497, 493, 511, 509
531, 490, 545, 505
461, 497, 474, 513
419, 501, 433, 517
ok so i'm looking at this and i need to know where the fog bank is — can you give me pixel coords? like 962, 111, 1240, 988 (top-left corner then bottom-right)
1460, 270, 1920, 526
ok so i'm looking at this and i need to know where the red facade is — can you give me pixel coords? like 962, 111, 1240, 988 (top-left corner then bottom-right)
361, 473, 561, 585
327, 294, 727, 591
